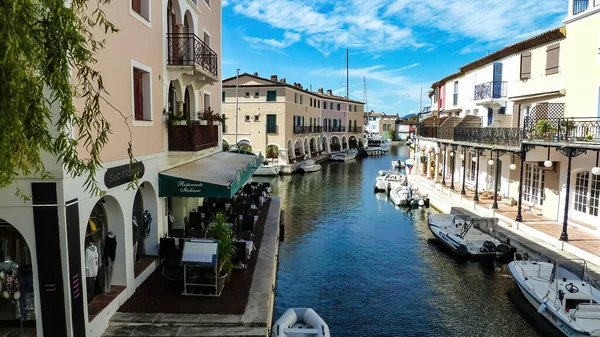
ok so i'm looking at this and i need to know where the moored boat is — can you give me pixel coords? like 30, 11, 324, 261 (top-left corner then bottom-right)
300, 160, 321, 173
508, 257, 600, 337
330, 150, 358, 161
391, 160, 406, 169
254, 163, 280, 176
428, 212, 514, 261
273, 308, 330, 337
374, 171, 407, 192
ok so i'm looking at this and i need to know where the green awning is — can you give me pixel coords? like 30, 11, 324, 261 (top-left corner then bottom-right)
159, 151, 263, 198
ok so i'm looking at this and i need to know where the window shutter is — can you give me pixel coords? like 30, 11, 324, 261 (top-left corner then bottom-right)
546, 44, 560, 75
520, 52, 532, 79
513, 104, 520, 117
133, 69, 144, 120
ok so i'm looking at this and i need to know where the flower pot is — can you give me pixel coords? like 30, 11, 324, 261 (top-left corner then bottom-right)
206, 272, 228, 294
172, 120, 187, 126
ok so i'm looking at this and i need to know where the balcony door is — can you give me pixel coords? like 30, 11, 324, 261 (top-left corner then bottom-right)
572, 171, 600, 223
492, 62, 503, 99
523, 163, 545, 206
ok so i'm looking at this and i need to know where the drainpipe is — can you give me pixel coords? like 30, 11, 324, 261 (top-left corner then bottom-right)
235, 68, 240, 147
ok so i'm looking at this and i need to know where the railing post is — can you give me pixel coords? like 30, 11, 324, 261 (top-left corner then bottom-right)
474, 149, 480, 202
461, 147, 467, 195
560, 148, 573, 241
492, 149, 501, 210
442, 144, 447, 186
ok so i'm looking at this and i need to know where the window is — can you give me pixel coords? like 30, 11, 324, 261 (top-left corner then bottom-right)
133, 67, 151, 121
574, 171, 600, 218
354, 105, 357, 112
434, 88, 438, 103
318, 100, 320, 108
222, 91, 225, 102
222, 114, 226, 133
337, 103, 340, 111
520, 51, 532, 80
453, 81, 458, 106
203, 0, 210, 7
131, 0, 150, 22
330, 102, 334, 110
254, 115, 260, 122
245, 92, 250, 98
546, 44, 560, 75
254, 92, 259, 98
310, 98, 313, 106
300, 95, 303, 104
524, 164, 545, 206
266, 114, 277, 134
349, 104, 352, 111
245, 115, 250, 122
295, 93, 298, 103
465, 109, 471, 116
267, 90, 276, 102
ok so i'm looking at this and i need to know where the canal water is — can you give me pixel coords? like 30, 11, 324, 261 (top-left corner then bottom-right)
264, 144, 540, 337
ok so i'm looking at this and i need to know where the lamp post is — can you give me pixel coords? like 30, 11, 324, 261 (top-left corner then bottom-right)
461, 147, 467, 195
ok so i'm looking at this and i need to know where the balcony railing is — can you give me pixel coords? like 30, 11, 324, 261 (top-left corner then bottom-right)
574, 0, 589, 15
167, 33, 218, 78
474, 81, 507, 100
525, 117, 600, 144
293, 126, 323, 134
418, 126, 522, 147
349, 126, 363, 133
168, 123, 219, 151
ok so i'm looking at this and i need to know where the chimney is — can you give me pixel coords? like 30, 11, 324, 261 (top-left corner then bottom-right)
280, 78, 286, 84
270, 74, 278, 82
298, 83, 303, 89
253, 72, 258, 76
327, 89, 332, 95
318, 88, 324, 94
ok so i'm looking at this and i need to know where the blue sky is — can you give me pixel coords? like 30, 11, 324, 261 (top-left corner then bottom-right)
222, 0, 567, 115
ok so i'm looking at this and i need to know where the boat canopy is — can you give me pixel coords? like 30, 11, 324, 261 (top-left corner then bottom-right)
159, 151, 263, 198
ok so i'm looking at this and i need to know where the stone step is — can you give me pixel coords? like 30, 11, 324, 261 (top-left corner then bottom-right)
109, 313, 269, 328
103, 326, 267, 337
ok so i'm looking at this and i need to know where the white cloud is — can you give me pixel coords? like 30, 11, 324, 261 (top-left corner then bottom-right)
244, 31, 301, 52
227, 0, 566, 55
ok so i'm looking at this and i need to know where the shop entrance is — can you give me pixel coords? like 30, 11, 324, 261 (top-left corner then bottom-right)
85, 200, 114, 305
0, 219, 36, 327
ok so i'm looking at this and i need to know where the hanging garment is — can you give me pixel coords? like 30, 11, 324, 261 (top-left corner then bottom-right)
85, 244, 99, 277
86, 277, 96, 303
104, 255, 114, 293
142, 210, 152, 239
104, 234, 117, 262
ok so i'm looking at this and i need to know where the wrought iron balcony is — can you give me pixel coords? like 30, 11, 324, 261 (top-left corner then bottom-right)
294, 126, 324, 134
574, 0, 589, 15
167, 33, 218, 78
474, 81, 507, 101
418, 126, 522, 147
454, 128, 522, 147
349, 126, 363, 133
525, 117, 600, 144
168, 123, 219, 151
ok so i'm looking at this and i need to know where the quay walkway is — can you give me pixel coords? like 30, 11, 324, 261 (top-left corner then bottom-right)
410, 175, 600, 272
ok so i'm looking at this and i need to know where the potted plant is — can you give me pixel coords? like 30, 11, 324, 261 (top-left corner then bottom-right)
266, 146, 279, 160
198, 107, 221, 125
168, 112, 187, 126
535, 120, 556, 141
585, 133, 594, 142
204, 212, 238, 294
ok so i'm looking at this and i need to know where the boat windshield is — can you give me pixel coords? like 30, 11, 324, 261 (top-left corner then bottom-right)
552, 259, 593, 284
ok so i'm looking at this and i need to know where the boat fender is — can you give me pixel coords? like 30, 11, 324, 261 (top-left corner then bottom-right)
457, 244, 469, 255
495, 243, 511, 254
482, 241, 496, 252
537, 301, 547, 314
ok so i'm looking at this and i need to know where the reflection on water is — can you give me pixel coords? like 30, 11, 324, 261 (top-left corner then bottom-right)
269, 144, 538, 337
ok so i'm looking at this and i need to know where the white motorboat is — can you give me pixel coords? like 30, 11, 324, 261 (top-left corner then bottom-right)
254, 163, 280, 176
374, 172, 407, 192
392, 160, 406, 169
428, 211, 514, 261
390, 185, 411, 206
300, 160, 321, 173
330, 150, 358, 161
508, 257, 600, 337
364, 136, 391, 155
273, 308, 330, 337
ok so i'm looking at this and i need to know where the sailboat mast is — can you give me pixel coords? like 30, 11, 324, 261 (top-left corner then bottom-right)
346, 49, 349, 99
235, 68, 240, 146
363, 76, 369, 112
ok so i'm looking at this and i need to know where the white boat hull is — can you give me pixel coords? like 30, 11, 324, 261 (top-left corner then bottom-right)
274, 308, 330, 337
301, 164, 321, 173
254, 165, 280, 176
508, 262, 596, 337
330, 150, 357, 161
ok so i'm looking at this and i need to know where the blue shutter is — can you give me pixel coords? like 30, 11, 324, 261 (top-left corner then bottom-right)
487, 108, 493, 126
492, 63, 503, 99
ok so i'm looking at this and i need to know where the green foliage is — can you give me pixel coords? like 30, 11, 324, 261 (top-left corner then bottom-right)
205, 212, 237, 275
0, 0, 124, 198
266, 145, 278, 159
535, 120, 556, 135
198, 106, 220, 125
386, 130, 395, 140
585, 134, 594, 142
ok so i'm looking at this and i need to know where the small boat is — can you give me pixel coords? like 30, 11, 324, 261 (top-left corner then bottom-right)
390, 185, 411, 206
428, 211, 514, 261
392, 160, 406, 169
366, 136, 392, 153
330, 150, 358, 161
273, 308, 330, 337
508, 257, 600, 337
254, 162, 280, 176
374, 172, 408, 192
300, 160, 321, 173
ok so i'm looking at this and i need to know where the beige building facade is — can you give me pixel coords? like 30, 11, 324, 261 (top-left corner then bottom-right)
221, 73, 365, 164
0, 1, 224, 337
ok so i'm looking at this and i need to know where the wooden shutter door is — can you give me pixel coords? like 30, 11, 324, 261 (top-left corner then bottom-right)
132, 0, 141, 14
133, 69, 144, 120
520, 52, 532, 80
546, 44, 560, 75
